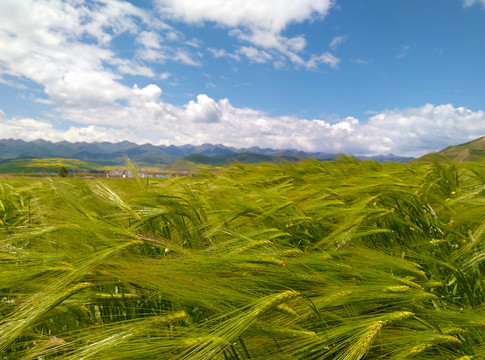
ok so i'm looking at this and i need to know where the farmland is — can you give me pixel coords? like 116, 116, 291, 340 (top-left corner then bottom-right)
0, 158, 105, 175
1, 157, 485, 359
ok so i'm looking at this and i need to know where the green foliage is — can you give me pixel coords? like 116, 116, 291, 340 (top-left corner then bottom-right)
58, 166, 69, 177
1, 159, 485, 359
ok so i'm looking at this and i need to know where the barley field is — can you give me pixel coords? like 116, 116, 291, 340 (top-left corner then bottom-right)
1, 157, 485, 359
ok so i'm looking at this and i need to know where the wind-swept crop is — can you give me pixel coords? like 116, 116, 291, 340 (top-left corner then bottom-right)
1, 158, 484, 359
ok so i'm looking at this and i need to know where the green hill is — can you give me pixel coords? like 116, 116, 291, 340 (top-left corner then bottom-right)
416, 136, 485, 162
0, 158, 104, 174
164, 152, 300, 170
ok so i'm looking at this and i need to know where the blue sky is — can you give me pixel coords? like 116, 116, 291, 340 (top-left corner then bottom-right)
0, 0, 484, 156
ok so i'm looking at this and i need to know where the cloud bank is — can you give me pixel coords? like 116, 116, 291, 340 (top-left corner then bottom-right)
2, 90, 484, 157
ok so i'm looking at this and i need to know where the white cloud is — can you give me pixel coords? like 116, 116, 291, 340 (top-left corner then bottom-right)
173, 50, 202, 67
230, 28, 299, 52
330, 35, 347, 51
62, 125, 144, 143
132, 84, 163, 100
185, 38, 202, 48
463, 0, 485, 7
15, 81, 481, 157
166, 30, 184, 42
0, 0, 153, 107
137, 48, 168, 63
0, 0, 339, 122
357, 104, 485, 156
136, 31, 162, 49
0, 110, 144, 143
230, 29, 320, 68
184, 95, 222, 123
238, 47, 273, 63
307, 52, 340, 69
159, 72, 172, 80
287, 36, 308, 53
156, 0, 337, 69
137, 46, 202, 67
155, 0, 333, 33
0, 0, 204, 110
111, 58, 156, 77
135, 28, 203, 66
208, 48, 241, 61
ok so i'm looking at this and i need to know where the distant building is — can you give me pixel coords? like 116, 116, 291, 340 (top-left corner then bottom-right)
106, 169, 134, 178
106, 169, 194, 178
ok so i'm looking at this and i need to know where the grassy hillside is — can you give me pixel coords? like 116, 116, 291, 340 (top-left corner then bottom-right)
0, 157, 105, 174
1, 158, 485, 358
165, 152, 300, 170
416, 136, 485, 162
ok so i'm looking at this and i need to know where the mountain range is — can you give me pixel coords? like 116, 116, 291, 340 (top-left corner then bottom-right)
0, 139, 414, 168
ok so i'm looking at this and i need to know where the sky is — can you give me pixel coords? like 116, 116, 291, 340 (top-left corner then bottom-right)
0, 0, 484, 156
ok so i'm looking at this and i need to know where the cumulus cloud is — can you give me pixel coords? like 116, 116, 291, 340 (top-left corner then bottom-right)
132, 84, 163, 100
19, 83, 482, 157
184, 95, 223, 123
357, 104, 485, 156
